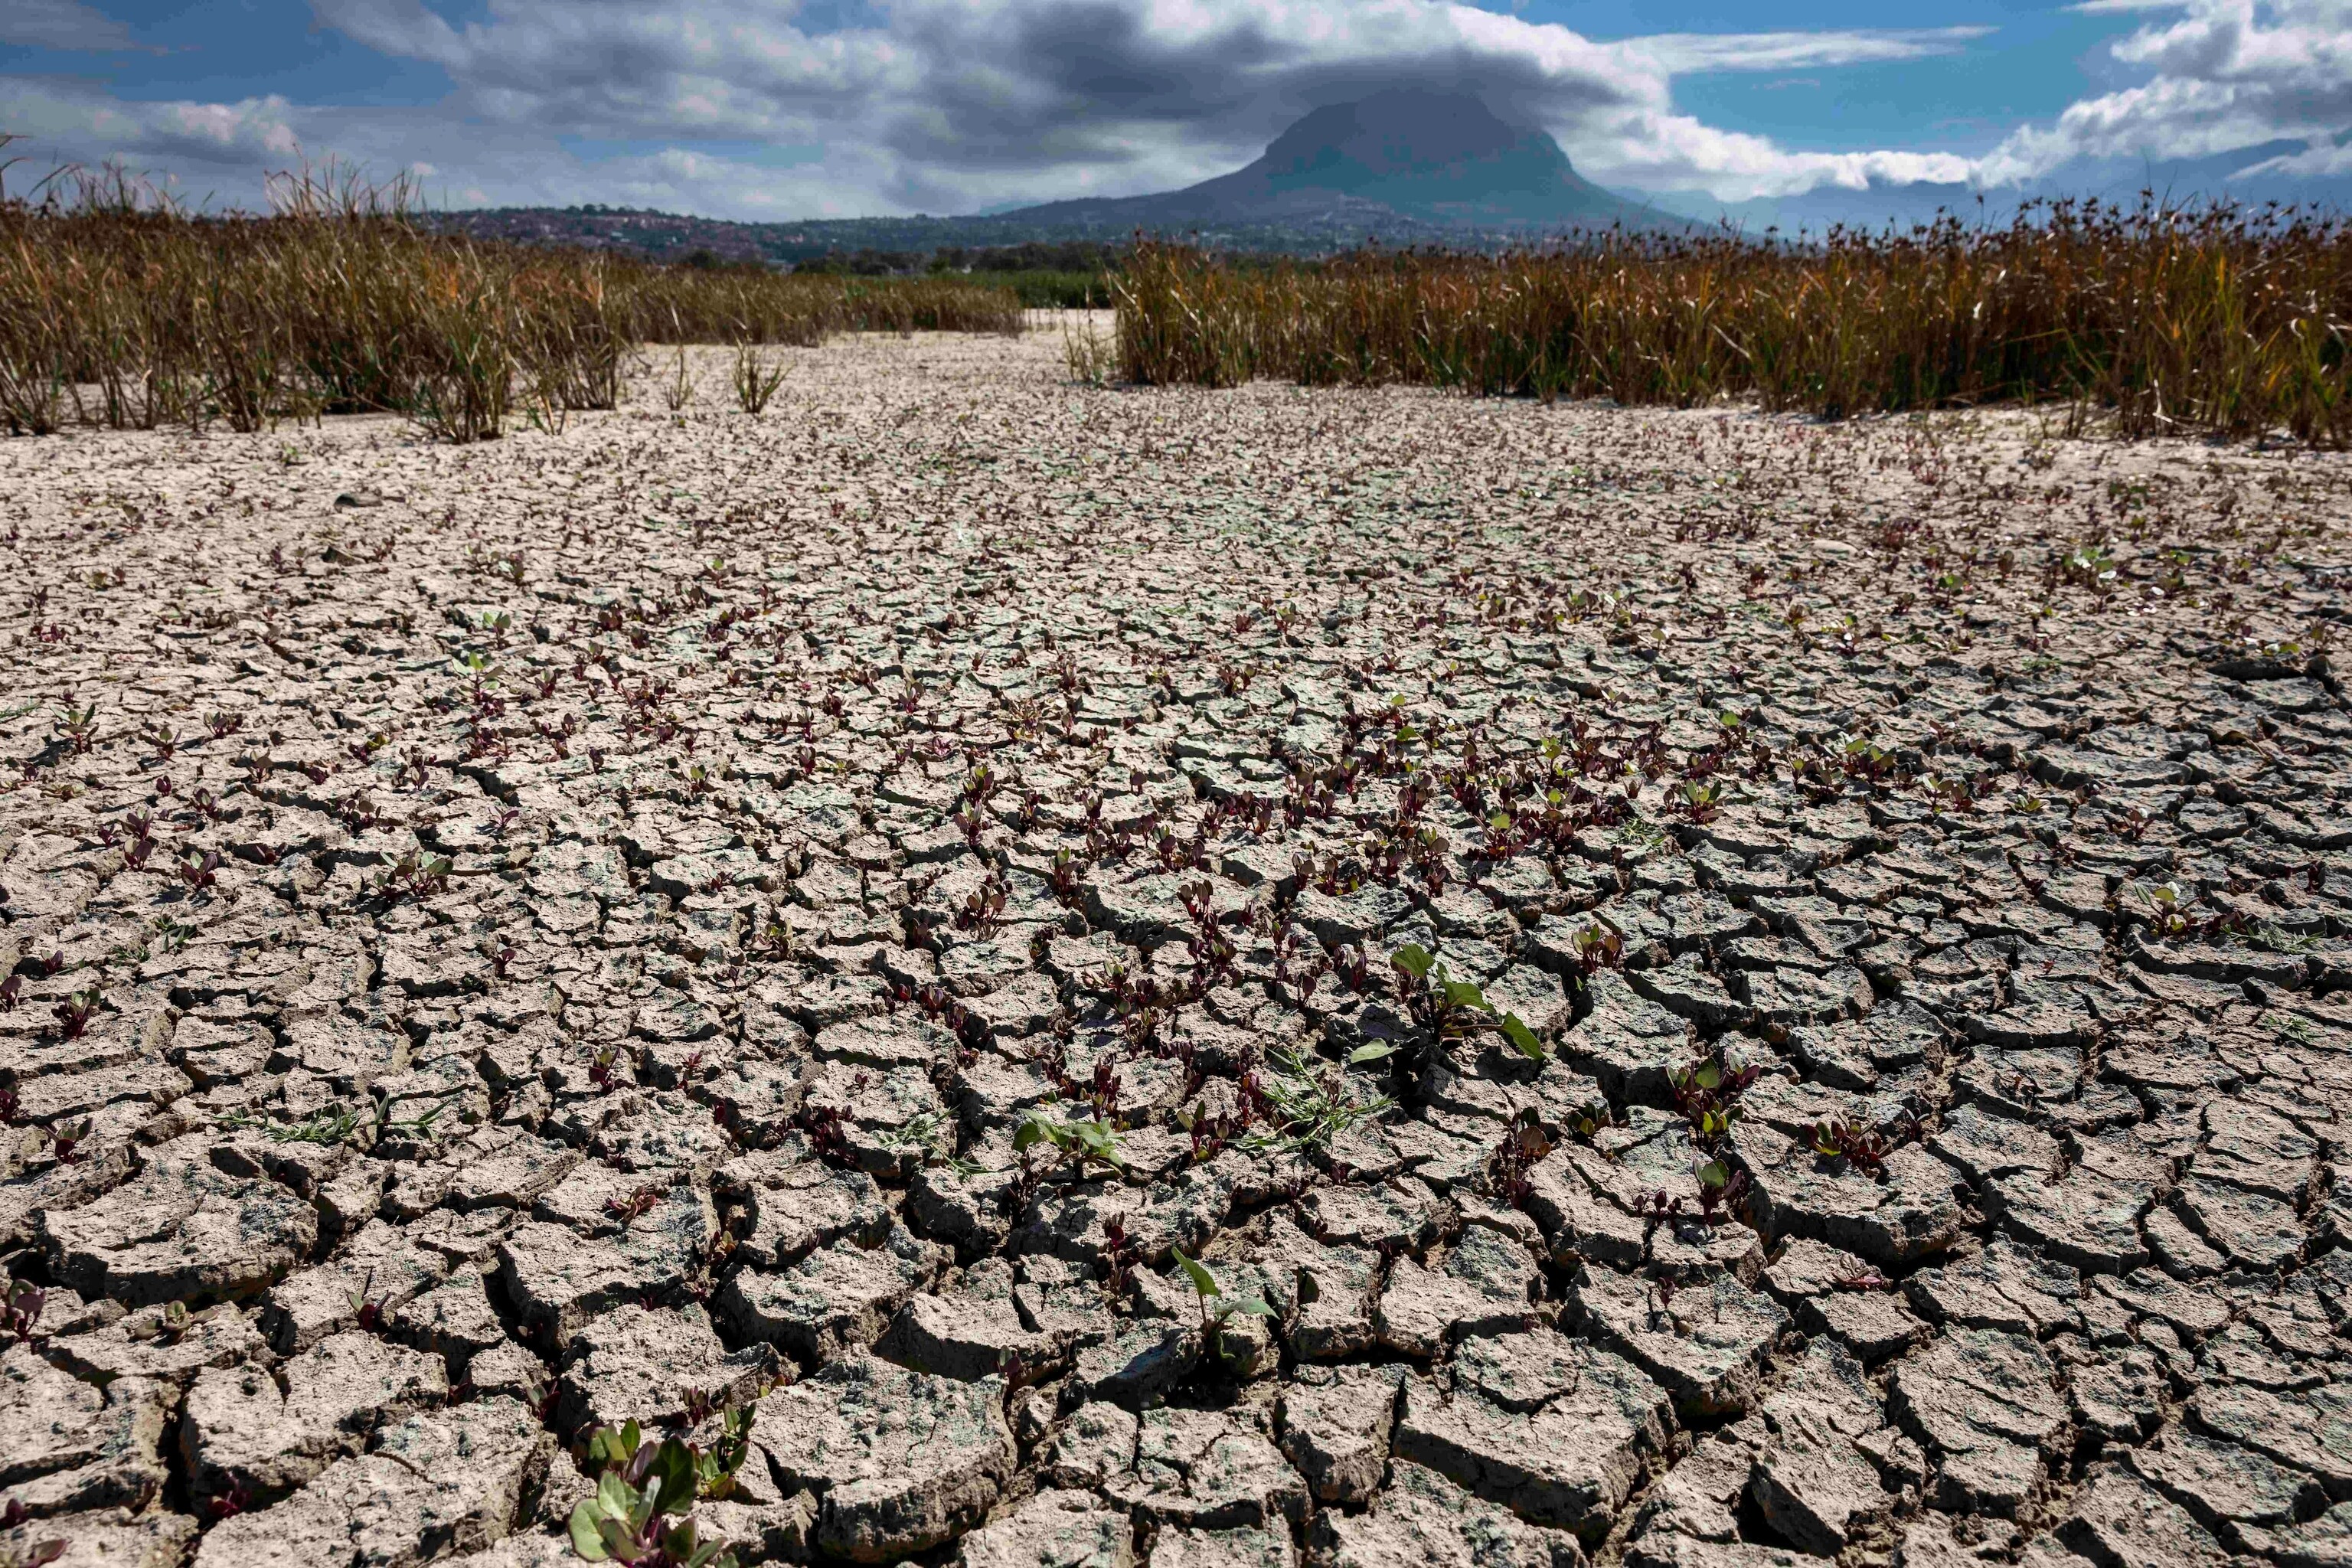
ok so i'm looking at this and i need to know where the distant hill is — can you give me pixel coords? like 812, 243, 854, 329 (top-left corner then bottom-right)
1008, 90, 1653, 232
426, 90, 1667, 264
423, 200, 1525, 266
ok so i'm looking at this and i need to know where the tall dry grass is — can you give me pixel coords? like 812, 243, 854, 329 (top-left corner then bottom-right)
1112, 204, 2352, 446
0, 162, 1022, 440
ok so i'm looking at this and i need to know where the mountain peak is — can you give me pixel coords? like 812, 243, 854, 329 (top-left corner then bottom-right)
1259, 90, 1533, 184
1005, 89, 1649, 233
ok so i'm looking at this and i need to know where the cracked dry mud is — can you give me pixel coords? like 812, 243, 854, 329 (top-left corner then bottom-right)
1, 325, 2349, 1568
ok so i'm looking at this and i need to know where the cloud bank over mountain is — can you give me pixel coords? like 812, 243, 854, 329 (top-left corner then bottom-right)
2, 0, 2348, 219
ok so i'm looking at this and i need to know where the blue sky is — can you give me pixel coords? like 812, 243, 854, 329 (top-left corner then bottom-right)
5, 0, 2349, 220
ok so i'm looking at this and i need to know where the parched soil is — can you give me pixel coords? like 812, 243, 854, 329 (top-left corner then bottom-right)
2, 326, 2350, 1568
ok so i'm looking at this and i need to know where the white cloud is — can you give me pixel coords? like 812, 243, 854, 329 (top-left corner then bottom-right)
1615, 27, 1991, 77
288, 0, 2002, 205
11, 0, 2014, 211
1, 0, 149, 52
9, 0, 2347, 218
1979, 0, 2352, 185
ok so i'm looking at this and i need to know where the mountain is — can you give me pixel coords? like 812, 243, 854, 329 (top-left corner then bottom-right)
425, 90, 1666, 263
1005, 89, 1657, 233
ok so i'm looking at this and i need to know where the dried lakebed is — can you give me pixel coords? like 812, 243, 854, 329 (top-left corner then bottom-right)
1, 328, 2349, 1568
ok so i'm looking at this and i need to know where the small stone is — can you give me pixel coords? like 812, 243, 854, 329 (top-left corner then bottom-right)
1905, 1239, 2081, 1338
0, 1506, 199, 1568
495, 1211, 707, 1351
41, 1154, 318, 1308
1374, 1225, 1541, 1356
2058, 1463, 2232, 1568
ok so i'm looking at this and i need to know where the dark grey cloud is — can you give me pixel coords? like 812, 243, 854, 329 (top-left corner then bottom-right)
3, 0, 2177, 215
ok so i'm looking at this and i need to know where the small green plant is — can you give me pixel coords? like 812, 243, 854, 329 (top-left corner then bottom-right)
375, 849, 454, 903
1569, 923, 1625, 975
662, 346, 695, 413
1675, 780, 1722, 822
1170, 1247, 1276, 1336
376, 1093, 455, 1142
2063, 542, 2118, 590
1389, 945, 1544, 1060
1236, 1046, 1394, 1155
47, 1117, 92, 1164
220, 1103, 365, 1145
1690, 1155, 1749, 1223
51, 701, 99, 755
1063, 318, 1116, 387
0, 1512, 67, 1567
1014, 1110, 1123, 1172
1808, 1115, 1890, 1169
569, 1418, 746, 1567
2, 1280, 46, 1344
1569, 1097, 1615, 1139
2245, 921, 2321, 955
1668, 1052, 1761, 1146
727, 341, 786, 414
51, 988, 100, 1040
2265, 1011, 2318, 1043
880, 1111, 980, 1176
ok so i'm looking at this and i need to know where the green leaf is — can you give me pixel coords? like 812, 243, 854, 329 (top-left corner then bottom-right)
1012, 1118, 1047, 1153
586, 1422, 639, 1472
1692, 1060, 1723, 1091
1440, 977, 1491, 1013
1696, 1159, 1730, 1190
649, 1439, 698, 1516
596, 1471, 635, 1517
1348, 1043, 1396, 1065
569, 1502, 613, 1561
1171, 1247, 1220, 1299
1391, 944, 1435, 978
1223, 1294, 1277, 1317
1498, 1014, 1544, 1060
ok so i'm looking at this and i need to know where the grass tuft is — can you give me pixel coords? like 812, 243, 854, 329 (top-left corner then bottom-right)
0, 154, 1022, 443
1109, 204, 2352, 446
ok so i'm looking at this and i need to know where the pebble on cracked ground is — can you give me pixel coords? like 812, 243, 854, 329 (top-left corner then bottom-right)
1, 325, 2349, 1568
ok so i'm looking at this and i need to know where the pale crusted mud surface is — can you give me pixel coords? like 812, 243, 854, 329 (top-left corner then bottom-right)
2, 326, 2350, 1568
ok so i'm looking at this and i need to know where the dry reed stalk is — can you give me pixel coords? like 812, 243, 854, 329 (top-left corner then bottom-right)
0, 158, 1024, 443
1112, 204, 2352, 447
